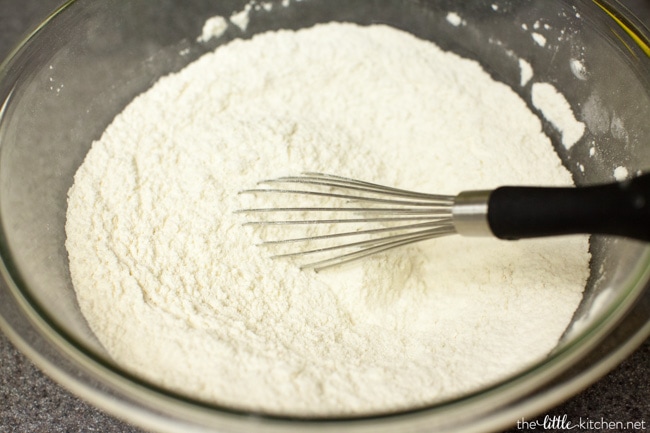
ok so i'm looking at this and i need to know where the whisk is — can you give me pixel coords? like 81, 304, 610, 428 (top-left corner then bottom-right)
238, 172, 650, 271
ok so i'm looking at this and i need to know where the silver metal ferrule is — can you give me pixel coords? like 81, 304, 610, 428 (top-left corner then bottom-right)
452, 190, 493, 237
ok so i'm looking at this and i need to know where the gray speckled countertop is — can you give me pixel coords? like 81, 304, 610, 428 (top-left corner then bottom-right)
0, 1, 649, 432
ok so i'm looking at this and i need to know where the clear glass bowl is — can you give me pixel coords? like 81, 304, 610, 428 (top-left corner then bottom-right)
0, 0, 648, 432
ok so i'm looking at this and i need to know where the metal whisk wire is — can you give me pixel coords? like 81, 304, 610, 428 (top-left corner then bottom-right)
237, 173, 457, 271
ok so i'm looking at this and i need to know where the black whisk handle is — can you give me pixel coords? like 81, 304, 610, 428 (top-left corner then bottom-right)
487, 173, 650, 241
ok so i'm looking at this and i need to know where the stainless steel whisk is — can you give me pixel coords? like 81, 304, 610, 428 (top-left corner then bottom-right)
238, 172, 650, 271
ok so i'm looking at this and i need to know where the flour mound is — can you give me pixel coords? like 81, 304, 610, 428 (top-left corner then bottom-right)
66, 23, 589, 415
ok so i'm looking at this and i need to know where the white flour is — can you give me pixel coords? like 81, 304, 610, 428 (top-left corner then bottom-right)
197, 16, 228, 42
532, 82, 586, 150
66, 23, 590, 415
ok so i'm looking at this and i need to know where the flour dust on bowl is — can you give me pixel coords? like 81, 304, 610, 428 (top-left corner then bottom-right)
0, 1, 648, 432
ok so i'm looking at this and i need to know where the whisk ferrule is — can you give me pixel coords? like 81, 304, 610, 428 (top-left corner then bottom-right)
452, 190, 493, 237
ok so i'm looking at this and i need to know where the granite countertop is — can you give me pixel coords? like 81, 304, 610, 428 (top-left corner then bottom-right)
0, 1, 649, 432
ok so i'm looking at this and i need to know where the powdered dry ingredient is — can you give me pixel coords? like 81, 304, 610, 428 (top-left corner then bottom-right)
65, 23, 590, 415
532, 82, 586, 150
197, 16, 228, 43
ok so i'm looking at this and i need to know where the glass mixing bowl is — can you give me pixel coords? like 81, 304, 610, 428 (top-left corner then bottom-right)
0, 0, 648, 432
